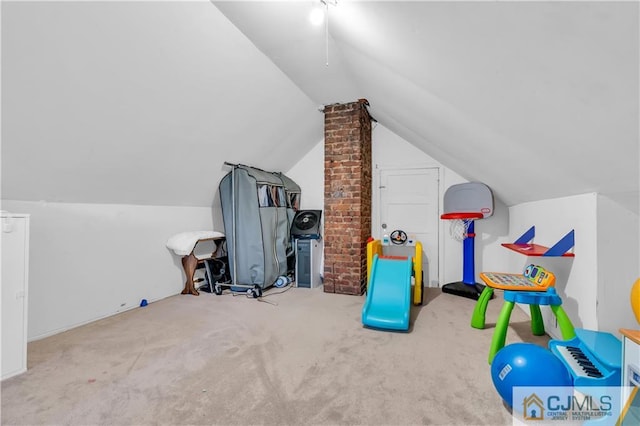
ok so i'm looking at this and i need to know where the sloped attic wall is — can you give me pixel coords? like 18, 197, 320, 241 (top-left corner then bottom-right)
2, 0, 321, 206
1, 1, 322, 339
216, 1, 639, 212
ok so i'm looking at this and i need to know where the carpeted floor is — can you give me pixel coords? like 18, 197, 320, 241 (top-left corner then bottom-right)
1, 286, 549, 425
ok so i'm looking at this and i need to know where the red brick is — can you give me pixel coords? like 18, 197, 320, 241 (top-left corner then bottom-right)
323, 100, 372, 296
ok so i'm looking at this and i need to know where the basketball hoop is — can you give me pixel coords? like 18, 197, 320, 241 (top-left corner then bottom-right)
440, 182, 494, 300
449, 219, 470, 242
441, 212, 483, 242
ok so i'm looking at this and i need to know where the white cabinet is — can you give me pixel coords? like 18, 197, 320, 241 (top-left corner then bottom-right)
1, 213, 30, 380
620, 329, 640, 423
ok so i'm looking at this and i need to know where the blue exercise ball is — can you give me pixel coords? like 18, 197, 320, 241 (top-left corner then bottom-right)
491, 343, 572, 409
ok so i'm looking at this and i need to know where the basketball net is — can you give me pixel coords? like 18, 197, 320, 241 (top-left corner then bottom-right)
449, 219, 470, 242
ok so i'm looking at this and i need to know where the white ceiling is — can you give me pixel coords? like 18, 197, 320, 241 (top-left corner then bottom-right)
2, 1, 638, 211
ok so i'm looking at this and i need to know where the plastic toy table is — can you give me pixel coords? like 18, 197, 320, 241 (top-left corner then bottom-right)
472, 273, 577, 364
483, 288, 576, 364
471, 271, 554, 330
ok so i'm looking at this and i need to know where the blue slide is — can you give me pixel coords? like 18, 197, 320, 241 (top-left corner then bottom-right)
361, 254, 413, 331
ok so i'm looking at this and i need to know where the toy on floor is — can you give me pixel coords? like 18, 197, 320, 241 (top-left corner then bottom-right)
548, 328, 621, 389
471, 264, 577, 363
491, 343, 573, 409
440, 182, 494, 300
618, 278, 640, 424
472, 264, 558, 332
361, 233, 423, 331
486, 288, 576, 364
488, 278, 627, 417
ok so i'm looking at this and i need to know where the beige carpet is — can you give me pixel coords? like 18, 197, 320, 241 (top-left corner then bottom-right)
1, 286, 549, 425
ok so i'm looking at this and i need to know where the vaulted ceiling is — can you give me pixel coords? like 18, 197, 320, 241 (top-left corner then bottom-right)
2, 1, 638, 211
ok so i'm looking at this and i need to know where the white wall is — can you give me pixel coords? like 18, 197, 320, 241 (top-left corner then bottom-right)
286, 140, 324, 211
475, 197, 512, 276
371, 124, 466, 287
1, 200, 221, 340
286, 124, 509, 288
371, 125, 517, 287
507, 193, 599, 338
596, 193, 640, 335
506, 192, 640, 339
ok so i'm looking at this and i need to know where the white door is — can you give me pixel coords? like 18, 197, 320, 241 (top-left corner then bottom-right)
378, 168, 439, 287
1, 214, 29, 380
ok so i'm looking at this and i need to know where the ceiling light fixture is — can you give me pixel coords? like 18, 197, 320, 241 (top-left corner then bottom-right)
309, 5, 325, 26
309, 0, 337, 66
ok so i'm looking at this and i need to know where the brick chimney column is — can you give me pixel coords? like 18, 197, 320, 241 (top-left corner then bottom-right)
323, 99, 372, 295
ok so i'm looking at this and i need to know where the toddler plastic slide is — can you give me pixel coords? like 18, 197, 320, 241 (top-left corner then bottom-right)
361, 255, 413, 331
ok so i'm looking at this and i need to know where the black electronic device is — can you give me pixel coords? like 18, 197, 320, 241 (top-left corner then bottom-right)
290, 210, 322, 239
